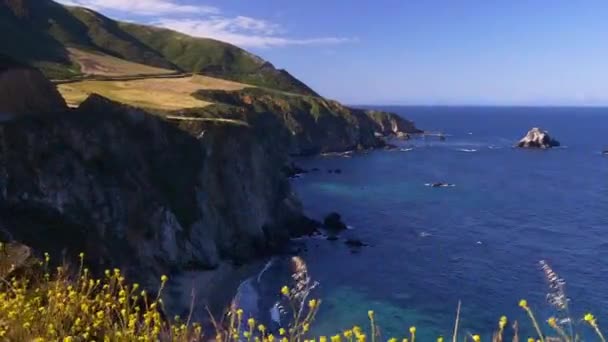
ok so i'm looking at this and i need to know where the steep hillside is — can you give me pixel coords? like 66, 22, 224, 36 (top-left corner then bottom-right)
0, 0, 315, 94
184, 87, 422, 155
119, 23, 318, 95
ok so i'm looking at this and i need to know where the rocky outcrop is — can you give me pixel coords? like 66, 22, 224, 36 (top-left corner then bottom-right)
0, 55, 67, 115
517, 127, 560, 149
0, 94, 309, 287
323, 212, 347, 231
190, 88, 422, 155
0, 242, 39, 278
365, 110, 421, 138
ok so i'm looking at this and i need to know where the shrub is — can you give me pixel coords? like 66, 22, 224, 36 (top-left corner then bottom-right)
0, 244, 605, 342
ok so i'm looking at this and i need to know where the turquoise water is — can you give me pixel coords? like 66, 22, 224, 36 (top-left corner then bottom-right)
246, 107, 608, 340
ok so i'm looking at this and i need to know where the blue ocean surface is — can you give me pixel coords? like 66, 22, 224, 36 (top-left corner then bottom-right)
244, 107, 608, 340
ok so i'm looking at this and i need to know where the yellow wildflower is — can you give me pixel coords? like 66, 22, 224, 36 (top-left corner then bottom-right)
472, 335, 481, 342
368, 310, 374, 320
437, 337, 444, 342
499, 316, 508, 329
281, 286, 290, 296
161, 274, 169, 283
409, 326, 416, 334
519, 299, 528, 309
279, 328, 286, 336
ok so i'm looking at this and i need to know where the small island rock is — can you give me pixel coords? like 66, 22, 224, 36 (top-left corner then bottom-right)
323, 212, 348, 231
517, 128, 560, 149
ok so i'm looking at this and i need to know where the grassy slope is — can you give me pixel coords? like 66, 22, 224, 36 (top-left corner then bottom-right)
57, 75, 249, 110
0, 0, 316, 95
119, 23, 318, 96
67, 48, 176, 77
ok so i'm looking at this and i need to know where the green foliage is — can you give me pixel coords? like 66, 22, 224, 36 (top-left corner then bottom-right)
119, 23, 318, 95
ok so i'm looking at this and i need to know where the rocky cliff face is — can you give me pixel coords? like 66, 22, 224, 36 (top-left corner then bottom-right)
365, 110, 420, 137
191, 88, 422, 155
0, 94, 307, 286
0, 55, 67, 115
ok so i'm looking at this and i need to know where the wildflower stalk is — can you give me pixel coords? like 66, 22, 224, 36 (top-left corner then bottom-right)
518, 300, 544, 342
496, 316, 507, 342
452, 300, 461, 342
547, 317, 570, 342
540, 260, 574, 340
368, 311, 376, 342
585, 314, 607, 342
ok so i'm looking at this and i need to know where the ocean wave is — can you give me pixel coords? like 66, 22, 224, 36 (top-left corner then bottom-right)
457, 148, 477, 152
399, 148, 414, 152
425, 183, 456, 188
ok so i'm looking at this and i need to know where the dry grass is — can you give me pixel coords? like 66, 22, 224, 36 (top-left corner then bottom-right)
57, 75, 250, 110
68, 48, 176, 77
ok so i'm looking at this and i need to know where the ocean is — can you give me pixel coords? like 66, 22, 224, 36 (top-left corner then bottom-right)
236, 106, 608, 340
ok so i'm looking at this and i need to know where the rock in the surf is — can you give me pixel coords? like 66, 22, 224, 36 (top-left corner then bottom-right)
323, 212, 348, 231
517, 127, 560, 149
345, 238, 368, 247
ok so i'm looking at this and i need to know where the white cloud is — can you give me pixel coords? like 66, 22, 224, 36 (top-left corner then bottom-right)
56, 0, 355, 48
157, 18, 356, 48
56, 0, 218, 16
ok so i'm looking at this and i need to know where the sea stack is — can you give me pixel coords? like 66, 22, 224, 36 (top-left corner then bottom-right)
516, 127, 560, 149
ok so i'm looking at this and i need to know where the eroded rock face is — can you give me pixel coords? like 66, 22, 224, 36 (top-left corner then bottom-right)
192, 88, 422, 156
365, 110, 421, 138
0, 95, 303, 286
517, 127, 560, 149
0, 56, 67, 115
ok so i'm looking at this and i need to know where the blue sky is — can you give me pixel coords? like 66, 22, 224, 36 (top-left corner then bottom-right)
57, 0, 608, 106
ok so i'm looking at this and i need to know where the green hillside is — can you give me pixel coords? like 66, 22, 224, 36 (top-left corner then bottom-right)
0, 0, 316, 95
119, 23, 317, 95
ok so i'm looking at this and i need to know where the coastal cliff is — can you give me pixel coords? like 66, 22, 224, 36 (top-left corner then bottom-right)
0, 92, 312, 287
189, 88, 422, 155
